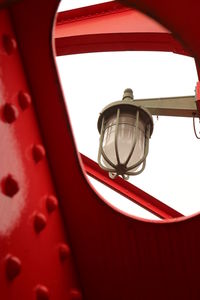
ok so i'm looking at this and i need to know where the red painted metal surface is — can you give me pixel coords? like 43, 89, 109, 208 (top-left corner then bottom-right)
1, 0, 200, 299
195, 81, 200, 113
0, 7, 80, 300
55, 2, 189, 56
123, 0, 200, 77
81, 153, 183, 219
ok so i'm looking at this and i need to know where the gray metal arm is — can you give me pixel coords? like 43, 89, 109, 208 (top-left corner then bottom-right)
133, 95, 197, 117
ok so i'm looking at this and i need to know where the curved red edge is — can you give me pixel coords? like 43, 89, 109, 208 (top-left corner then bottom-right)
8, 0, 200, 299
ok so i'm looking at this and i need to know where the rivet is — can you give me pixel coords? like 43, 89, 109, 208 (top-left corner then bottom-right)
32, 144, 46, 163
59, 243, 71, 262
2, 34, 17, 55
70, 289, 82, 300
2, 103, 18, 123
35, 285, 49, 300
18, 91, 31, 110
46, 195, 58, 213
33, 212, 47, 233
5, 254, 21, 281
1, 175, 19, 197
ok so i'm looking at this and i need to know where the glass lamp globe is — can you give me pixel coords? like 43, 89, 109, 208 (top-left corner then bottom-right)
97, 88, 153, 180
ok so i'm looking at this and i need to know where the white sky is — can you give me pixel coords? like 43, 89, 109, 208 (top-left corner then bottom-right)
56, 1, 200, 220
58, 0, 112, 11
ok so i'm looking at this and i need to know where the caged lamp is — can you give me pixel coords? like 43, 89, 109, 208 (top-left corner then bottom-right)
97, 88, 154, 180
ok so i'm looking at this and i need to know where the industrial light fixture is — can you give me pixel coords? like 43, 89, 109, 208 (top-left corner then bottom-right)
97, 86, 199, 180
97, 89, 154, 180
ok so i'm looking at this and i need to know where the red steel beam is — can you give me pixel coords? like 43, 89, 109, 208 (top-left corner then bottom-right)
80, 153, 183, 220
54, 1, 190, 56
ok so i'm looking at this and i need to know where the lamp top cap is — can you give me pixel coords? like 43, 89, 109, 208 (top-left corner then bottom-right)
97, 88, 153, 136
123, 88, 134, 101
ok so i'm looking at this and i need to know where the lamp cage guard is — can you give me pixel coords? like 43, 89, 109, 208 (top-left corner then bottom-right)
98, 107, 152, 180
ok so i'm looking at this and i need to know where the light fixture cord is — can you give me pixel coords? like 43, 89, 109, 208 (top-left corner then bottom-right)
192, 113, 200, 139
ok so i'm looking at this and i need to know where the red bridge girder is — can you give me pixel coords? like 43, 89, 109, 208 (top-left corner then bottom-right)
2, 0, 200, 299
81, 153, 183, 219
54, 1, 190, 56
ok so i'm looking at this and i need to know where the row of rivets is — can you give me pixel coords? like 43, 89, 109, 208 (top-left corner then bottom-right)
35, 286, 82, 300
0, 68, 31, 196
5, 243, 71, 282
1, 35, 29, 125
1, 31, 81, 299
5, 251, 80, 299
0, 145, 45, 198
1, 91, 31, 124
33, 195, 58, 233
35, 285, 82, 300
35, 287, 82, 300
0, 143, 45, 197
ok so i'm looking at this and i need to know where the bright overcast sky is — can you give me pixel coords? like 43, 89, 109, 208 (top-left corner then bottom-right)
56, 1, 200, 220
58, 0, 112, 11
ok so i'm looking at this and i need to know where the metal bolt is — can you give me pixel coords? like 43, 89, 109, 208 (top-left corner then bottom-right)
2, 34, 17, 55
59, 243, 71, 262
45, 195, 58, 213
35, 285, 49, 300
32, 144, 46, 163
5, 254, 21, 281
2, 103, 18, 123
33, 212, 47, 233
18, 91, 31, 110
1, 175, 19, 197
70, 289, 82, 300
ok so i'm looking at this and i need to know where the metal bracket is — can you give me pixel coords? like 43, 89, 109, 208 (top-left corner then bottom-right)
133, 95, 197, 117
